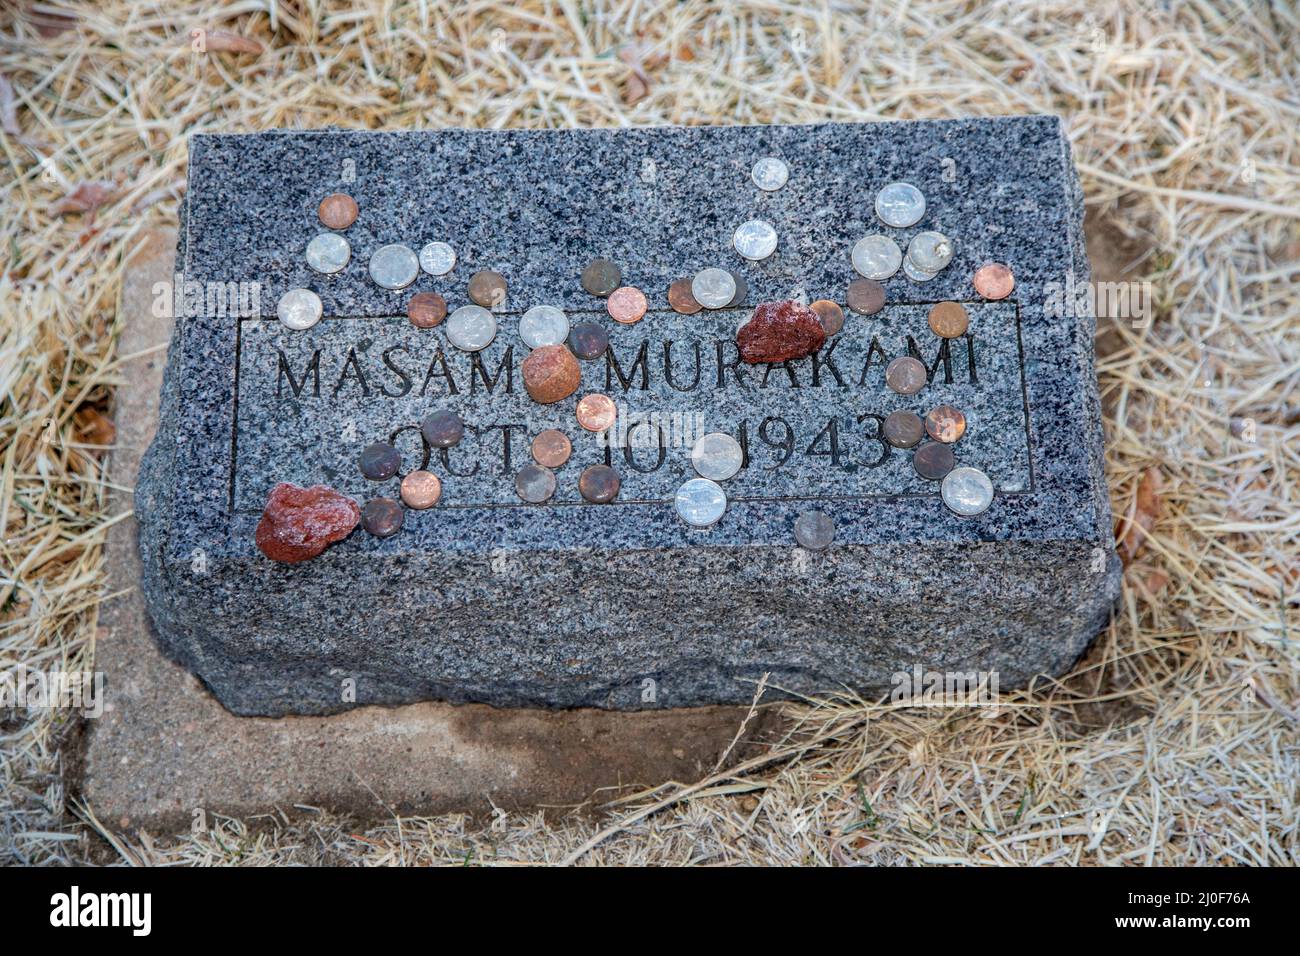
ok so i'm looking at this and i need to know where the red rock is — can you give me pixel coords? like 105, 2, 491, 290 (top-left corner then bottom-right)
522, 344, 581, 403
255, 483, 360, 563
736, 300, 826, 364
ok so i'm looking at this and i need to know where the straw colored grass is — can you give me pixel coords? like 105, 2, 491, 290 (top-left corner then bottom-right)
1, 1, 1296, 865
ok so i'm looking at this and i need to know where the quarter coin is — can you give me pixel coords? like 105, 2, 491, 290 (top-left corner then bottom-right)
531, 429, 572, 468
607, 286, 648, 324
851, 235, 902, 280
907, 231, 954, 272
668, 278, 703, 314
420, 410, 464, 448
882, 410, 924, 449
467, 270, 507, 308
361, 497, 404, 537
809, 299, 844, 335
581, 259, 622, 297
926, 405, 967, 443
277, 288, 322, 331
318, 193, 358, 230
519, 304, 569, 348
567, 322, 609, 360
515, 464, 557, 504
733, 219, 778, 261
690, 432, 744, 481
885, 356, 928, 395
751, 157, 789, 191
913, 442, 955, 481
419, 241, 457, 276
973, 262, 1015, 300
445, 304, 497, 351
793, 510, 834, 550
846, 278, 886, 316
407, 291, 447, 329
675, 478, 727, 528
927, 301, 969, 338
368, 244, 420, 290
875, 182, 926, 228
306, 233, 351, 274
576, 393, 617, 432
400, 470, 442, 509
691, 268, 737, 310
941, 466, 994, 516
578, 464, 620, 503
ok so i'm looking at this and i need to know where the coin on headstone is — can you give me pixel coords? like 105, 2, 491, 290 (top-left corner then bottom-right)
691, 268, 737, 310
419, 241, 457, 276
733, 219, 778, 261
913, 442, 955, 481
578, 464, 620, 503
519, 304, 570, 348
907, 231, 954, 273
318, 193, 358, 230
407, 291, 447, 329
445, 304, 497, 351
368, 244, 420, 290
400, 470, 442, 509
851, 235, 902, 280
903, 257, 938, 282
421, 409, 464, 448
885, 356, 928, 395
751, 156, 789, 191
941, 466, 994, 516
809, 299, 845, 335
875, 182, 926, 228
515, 464, 557, 504
362, 497, 404, 537
467, 270, 507, 308
926, 405, 967, 444
567, 322, 609, 360
306, 233, 351, 274
531, 429, 572, 468
882, 410, 925, 449
668, 278, 703, 314
928, 301, 969, 338
675, 478, 727, 528
794, 510, 834, 550
359, 442, 401, 480
576, 393, 617, 432
690, 432, 744, 481
581, 259, 622, 297
973, 262, 1015, 300
607, 286, 648, 325
726, 270, 748, 308
277, 288, 322, 331
846, 278, 886, 316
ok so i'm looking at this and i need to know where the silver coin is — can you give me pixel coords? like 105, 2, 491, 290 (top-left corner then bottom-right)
690, 432, 744, 481
903, 256, 939, 282
419, 241, 457, 276
793, 510, 834, 550
368, 243, 420, 290
875, 182, 926, 228
941, 466, 994, 516
692, 268, 737, 310
276, 288, 322, 331
519, 305, 569, 349
445, 304, 497, 352
305, 233, 350, 274
851, 235, 902, 280
675, 478, 727, 528
733, 219, 778, 261
751, 156, 789, 191
515, 464, 556, 504
907, 231, 954, 273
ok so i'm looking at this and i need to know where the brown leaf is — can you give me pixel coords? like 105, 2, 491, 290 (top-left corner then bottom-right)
618, 45, 651, 105
1118, 466, 1161, 564
197, 29, 264, 55
51, 180, 114, 216
75, 406, 115, 447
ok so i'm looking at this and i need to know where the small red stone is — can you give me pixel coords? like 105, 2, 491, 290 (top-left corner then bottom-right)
736, 300, 827, 364
255, 483, 360, 563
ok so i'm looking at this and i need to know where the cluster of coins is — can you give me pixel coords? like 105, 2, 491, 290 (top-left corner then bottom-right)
851, 182, 955, 284
353, 410, 464, 537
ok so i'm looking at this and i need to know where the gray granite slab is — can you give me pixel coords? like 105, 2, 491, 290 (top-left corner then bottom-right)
137, 118, 1120, 715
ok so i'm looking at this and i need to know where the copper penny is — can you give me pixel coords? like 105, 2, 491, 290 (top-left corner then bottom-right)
607, 286, 648, 325
576, 393, 617, 432
668, 279, 702, 315
420, 410, 464, 448
882, 410, 924, 449
318, 193, 358, 230
885, 356, 928, 395
913, 442, 955, 481
359, 442, 401, 480
810, 299, 845, 336
407, 291, 447, 329
531, 429, 572, 468
973, 262, 1015, 300
467, 270, 507, 308
581, 259, 622, 297
846, 278, 885, 316
400, 470, 442, 509
925, 405, 967, 443
578, 464, 620, 503
361, 497, 404, 537
568, 322, 609, 360
927, 301, 968, 338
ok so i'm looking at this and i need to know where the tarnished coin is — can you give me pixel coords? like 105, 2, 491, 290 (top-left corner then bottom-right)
515, 464, 557, 504
751, 156, 789, 191
733, 219, 778, 261
913, 442, 955, 481
567, 322, 609, 360
885, 356, 928, 395
882, 410, 925, 449
576, 393, 617, 432
846, 278, 886, 316
581, 259, 621, 297
400, 470, 442, 509
277, 288, 322, 331
926, 405, 967, 444
810, 299, 845, 335
318, 193, 358, 230
875, 182, 926, 228
907, 231, 954, 272
607, 286, 648, 325
445, 304, 497, 351
851, 235, 902, 280
903, 257, 938, 282
361, 497, 404, 537
726, 270, 748, 308
928, 301, 969, 338
531, 429, 572, 468
691, 268, 737, 310
419, 241, 456, 276
794, 510, 834, 551
675, 478, 727, 528
407, 291, 447, 329
519, 304, 569, 348
973, 262, 1015, 300
467, 270, 507, 308
420, 410, 464, 448
368, 244, 419, 290
668, 278, 703, 314
691, 432, 744, 481
306, 233, 351, 274
578, 464, 620, 503
359, 441, 401, 480
941, 466, 994, 516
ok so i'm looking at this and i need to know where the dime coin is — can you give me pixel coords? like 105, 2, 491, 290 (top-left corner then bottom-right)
882, 410, 924, 449
885, 356, 928, 395
851, 235, 902, 280
318, 193, 358, 230
733, 219, 778, 261
306, 233, 351, 274
691, 268, 736, 310
419, 241, 456, 276
445, 304, 497, 351
519, 304, 569, 348
927, 301, 969, 338
277, 288, 322, 331
420, 410, 464, 448
361, 497, 404, 537
675, 478, 727, 528
407, 291, 447, 329
846, 278, 886, 316
567, 322, 609, 360
973, 262, 1015, 300
926, 404, 967, 443
581, 259, 621, 297
751, 156, 789, 191
875, 182, 926, 228
907, 231, 954, 272
531, 429, 572, 468
515, 464, 557, 504
368, 243, 420, 290
607, 286, 648, 324
941, 466, 994, 516
578, 464, 620, 503
794, 510, 834, 550
359, 442, 401, 480
913, 442, 955, 481
690, 432, 744, 481
809, 299, 844, 335
668, 278, 703, 314
576, 393, 617, 432
467, 269, 507, 308
400, 470, 442, 509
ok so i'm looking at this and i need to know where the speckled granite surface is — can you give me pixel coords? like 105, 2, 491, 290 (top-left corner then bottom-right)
137, 117, 1120, 715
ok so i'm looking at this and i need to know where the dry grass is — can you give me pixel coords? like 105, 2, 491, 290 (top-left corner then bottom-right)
1, 0, 1297, 866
